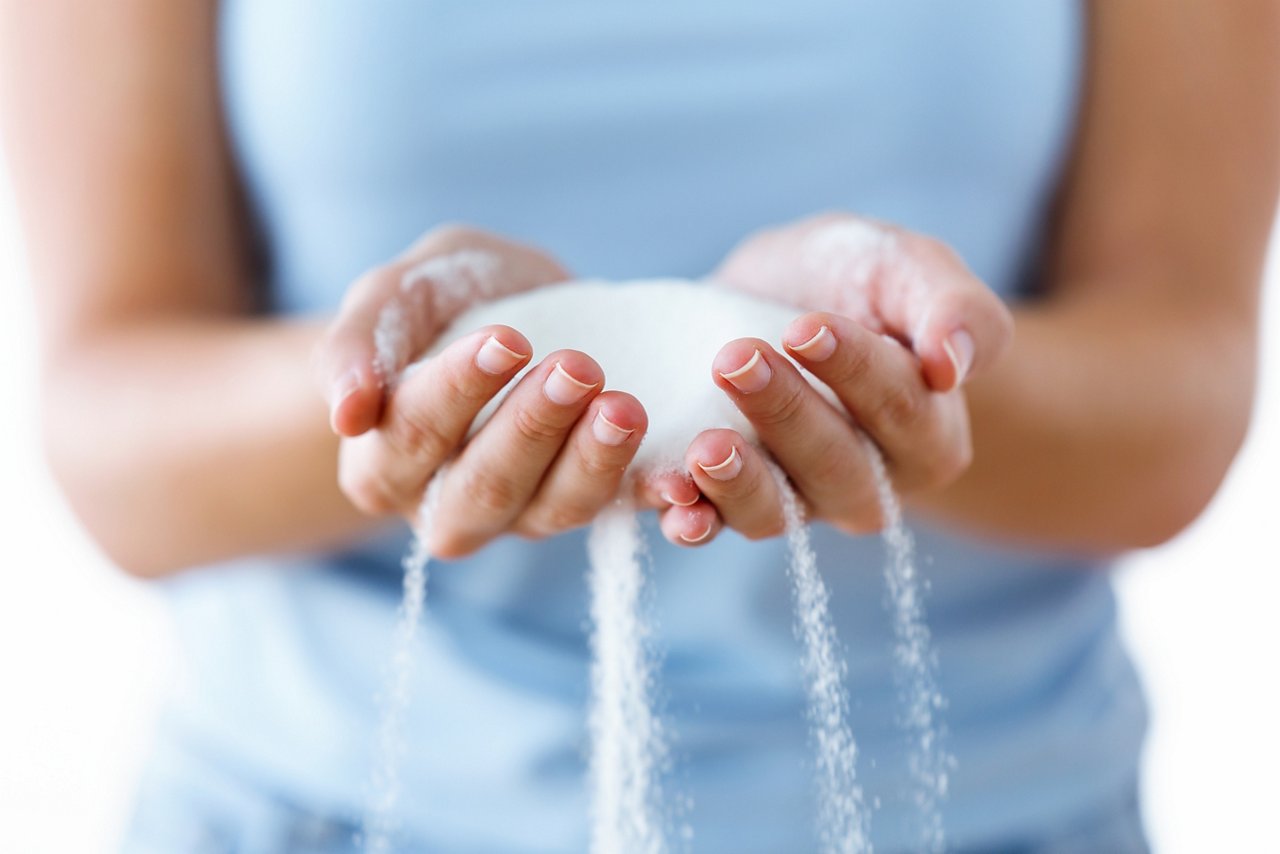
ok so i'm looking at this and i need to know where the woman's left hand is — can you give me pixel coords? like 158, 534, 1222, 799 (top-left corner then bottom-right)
661, 211, 1014, 545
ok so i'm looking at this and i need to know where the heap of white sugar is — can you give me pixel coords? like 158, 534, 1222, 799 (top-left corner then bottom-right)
415, 279, 867, 852
366, 276, 949, 853
414, 279, 841, 474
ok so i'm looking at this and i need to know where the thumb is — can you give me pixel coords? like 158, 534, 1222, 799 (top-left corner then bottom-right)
315, 253, 470, 436
808, 219, 1013, 392
314, 264, 410, 437
906, 268, 1015, 393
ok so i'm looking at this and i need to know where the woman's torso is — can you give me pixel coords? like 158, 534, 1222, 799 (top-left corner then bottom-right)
146, 2, 1147, 851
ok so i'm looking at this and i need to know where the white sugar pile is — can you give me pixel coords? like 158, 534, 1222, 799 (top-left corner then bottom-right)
365, 276, 951, 852
417, 280, 842, 474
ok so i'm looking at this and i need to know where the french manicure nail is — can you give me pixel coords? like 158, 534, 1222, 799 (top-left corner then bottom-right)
719, 349, 772, 393
660, 490, 699, 507
330, 369, 360, 408
544, 361, 598, 405
680, 519, 715, 544
698, 446, 743, 481
328, 371, 362, 429
943, 329, 975, 385
592, 411, 635, 446
475, 335, 527, 375
787, 325, 837, 361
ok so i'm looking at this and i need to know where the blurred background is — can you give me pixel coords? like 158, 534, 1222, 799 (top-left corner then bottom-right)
1, 139, 1277, 852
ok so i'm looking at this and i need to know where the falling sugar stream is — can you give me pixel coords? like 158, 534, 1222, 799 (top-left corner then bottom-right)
861, 435, 952, 853
361, 467, 447, 854
586, 488, 667, 854
765, 459, 871, 854
363, 275, 954, 851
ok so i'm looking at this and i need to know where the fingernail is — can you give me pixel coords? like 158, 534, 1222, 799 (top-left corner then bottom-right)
719, 349, 772, 393
660, 490, 699, 507
698, 446, 742, 481
475, 335, 527, 375
942, 329, 975, 385
329, 370, 361, 419
592, 411, 634, 446
680, 518, 715, 544
327, 374, 361, 433
786, 325, 836, 361
544, 361, 597, 405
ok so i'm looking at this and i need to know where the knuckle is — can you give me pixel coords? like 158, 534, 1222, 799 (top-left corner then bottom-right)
829, 342, 875, 388
513, 405, 566, 445
752, 382, 807, 428
802, 434, 853, 495
577, 444, 627, 480
388, 407, 454, 467
872, 384, 925, 432
464, 467, 520, 516
435, 351, 490, 405
338, 467, 398, 516
543, 501, 598, 534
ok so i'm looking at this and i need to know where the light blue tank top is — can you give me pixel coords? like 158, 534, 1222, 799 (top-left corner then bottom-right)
158, 2, 1146, 850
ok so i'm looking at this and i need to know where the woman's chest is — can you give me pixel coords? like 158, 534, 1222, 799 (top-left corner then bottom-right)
219, 1, 1082, 309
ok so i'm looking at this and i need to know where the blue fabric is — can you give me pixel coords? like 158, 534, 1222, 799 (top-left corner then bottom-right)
130, 2, 1150, 851
122, 718, 1147, 854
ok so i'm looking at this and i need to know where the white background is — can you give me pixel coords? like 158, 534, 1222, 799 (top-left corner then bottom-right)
1, 152, 1277, 852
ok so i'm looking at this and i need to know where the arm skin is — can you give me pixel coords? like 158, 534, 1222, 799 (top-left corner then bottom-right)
3, 1, 1276, 577
1, 3, 380, 576
673, 0, 1279, 557
909, 0, 1280, 553
0, 3, 663, 577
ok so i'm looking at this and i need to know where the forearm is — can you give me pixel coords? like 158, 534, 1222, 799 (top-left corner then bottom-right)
41, 315, 383, 578
908, 285, 1258, 554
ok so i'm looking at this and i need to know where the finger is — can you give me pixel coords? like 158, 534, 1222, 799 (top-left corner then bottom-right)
314, 267, 399, 436
869, 230, 1013, 392
431, 351, 603, 558
635, 470, 701, 512
782, 312, 971, 491
801, 217, 1013, 392
336, 325, 531, 516
514, 392, 648, 538
318, 227, 572, 438
712, 338, 882, 532
685, 430, 785, 541
657, 499, 723, 547
315, 258, 438, 436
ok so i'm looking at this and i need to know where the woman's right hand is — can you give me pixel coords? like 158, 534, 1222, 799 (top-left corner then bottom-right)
314, 224, 684, 558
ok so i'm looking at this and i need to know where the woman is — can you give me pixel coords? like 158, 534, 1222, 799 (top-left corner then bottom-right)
2, 1, 1275, 851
